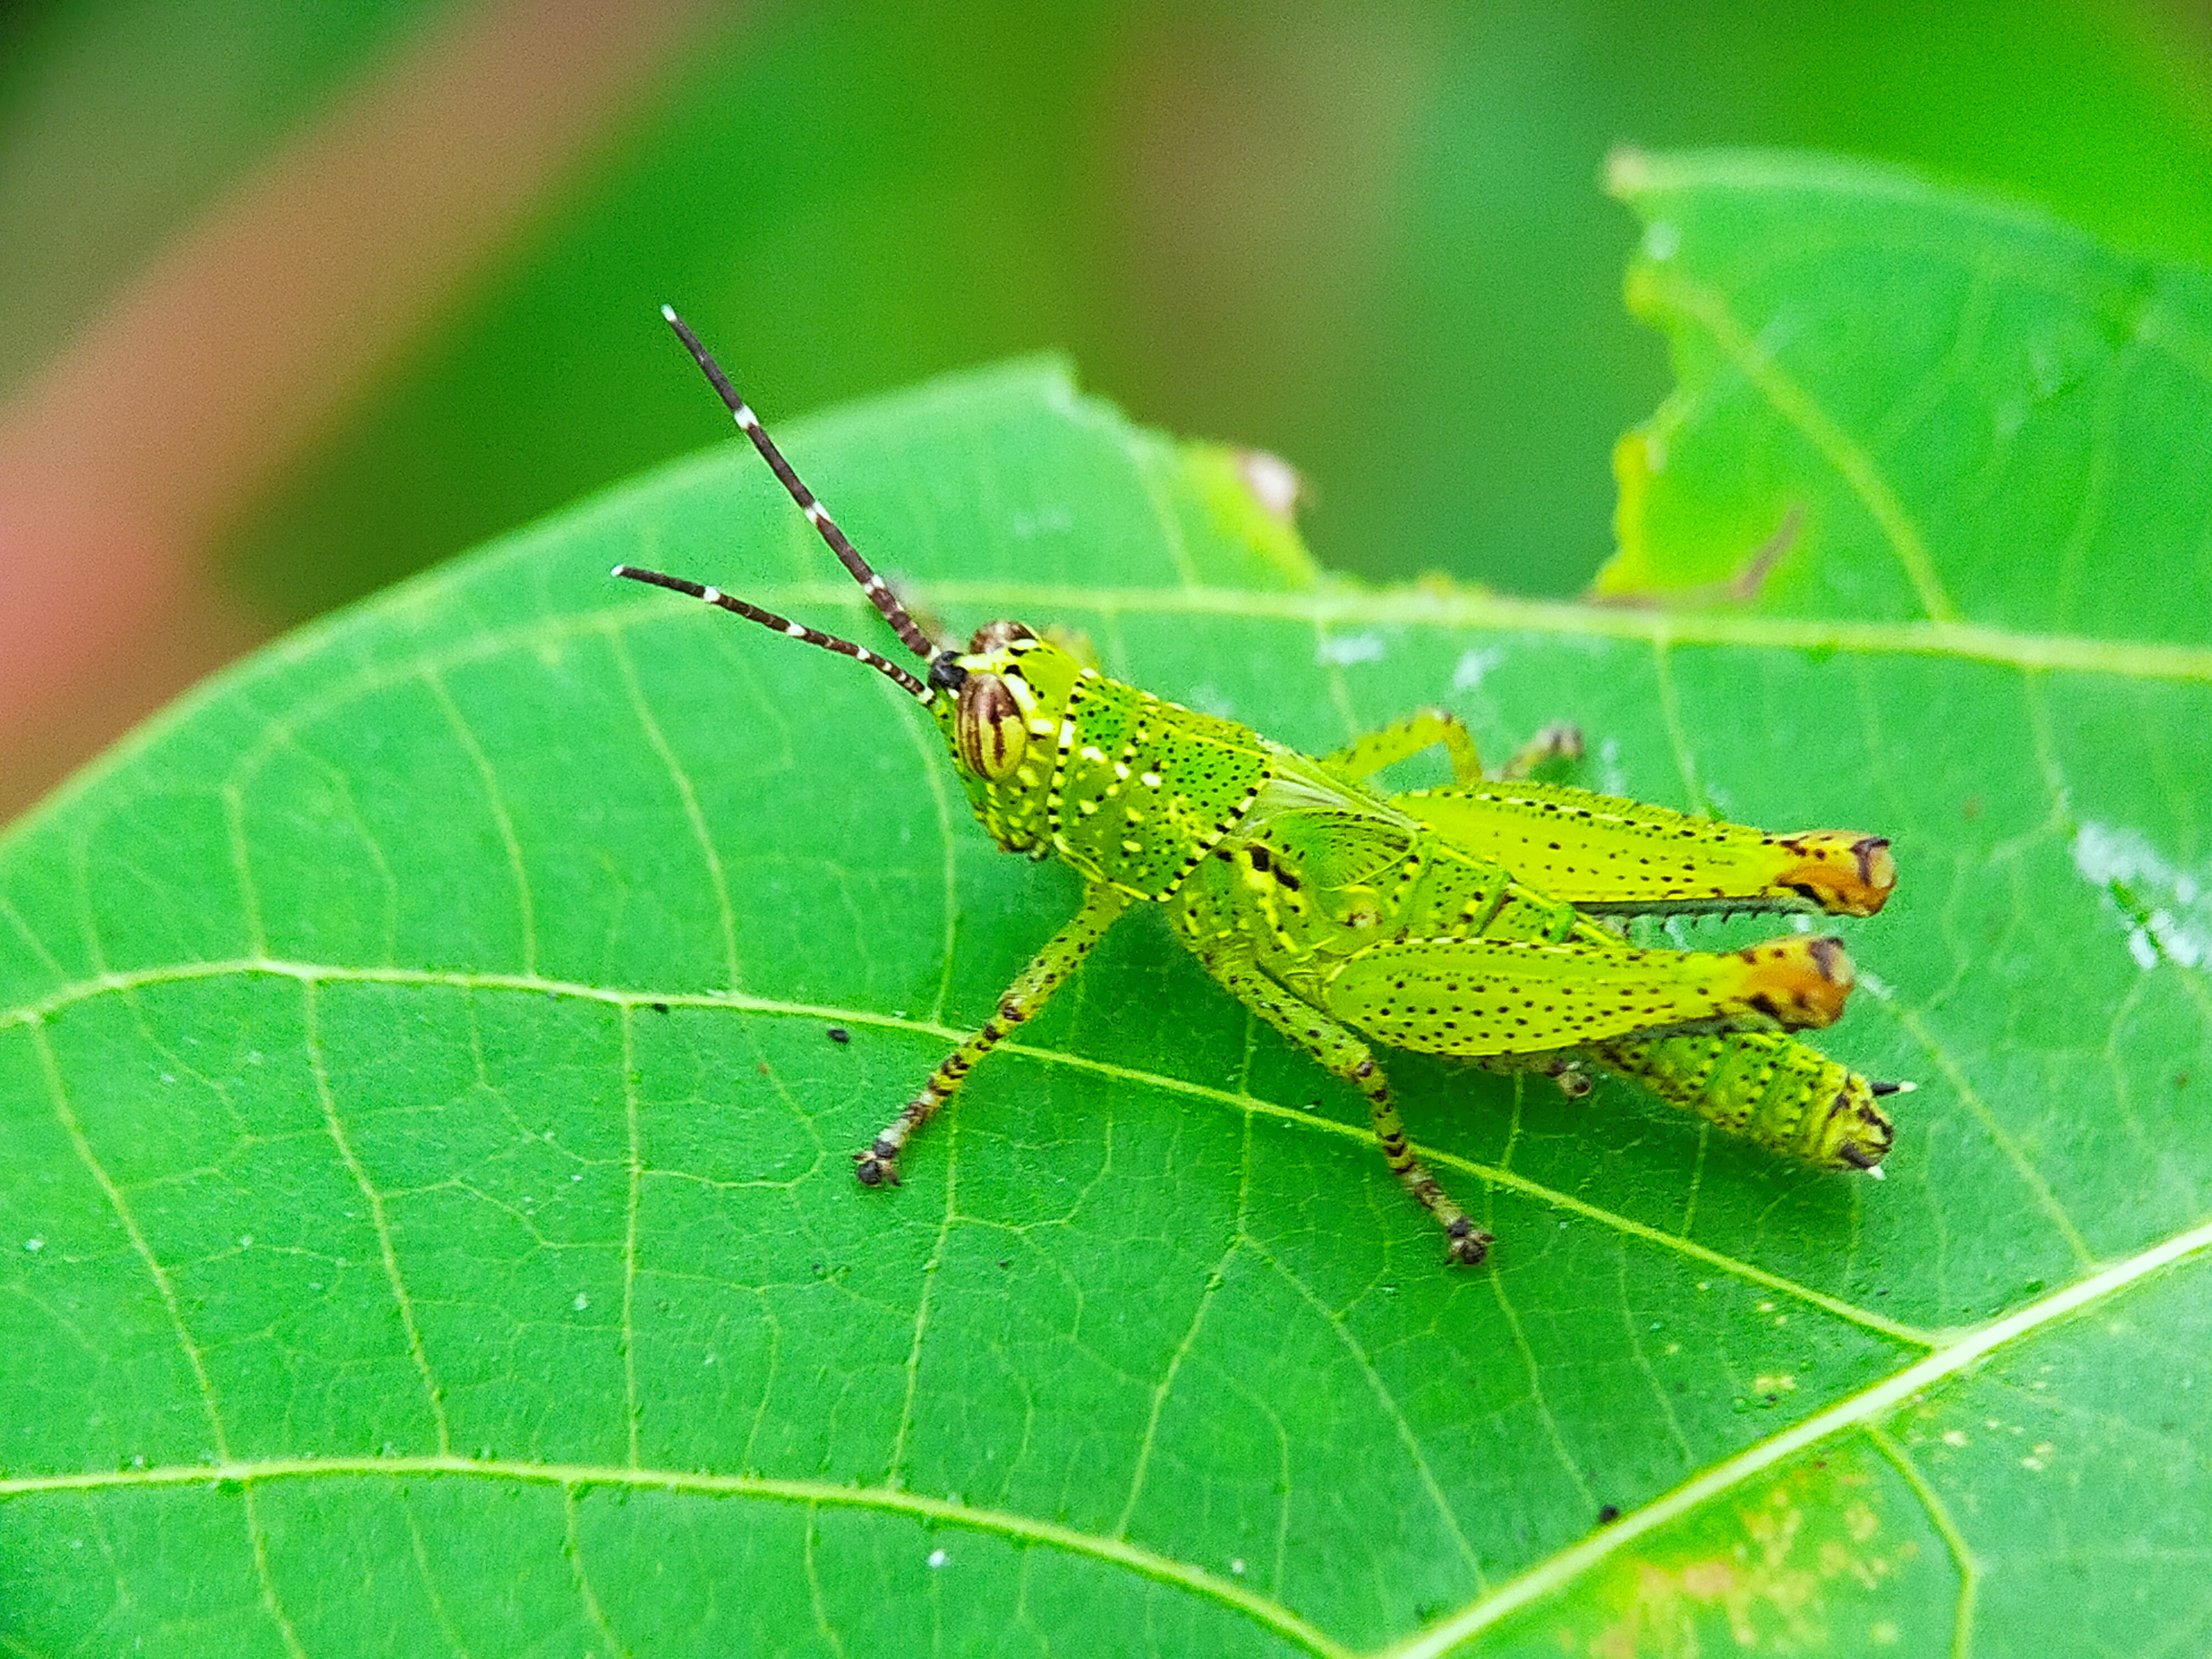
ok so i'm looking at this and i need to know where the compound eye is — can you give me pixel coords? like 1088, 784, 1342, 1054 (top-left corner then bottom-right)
956, 673, 1027, 780
969, 619, 1036, 653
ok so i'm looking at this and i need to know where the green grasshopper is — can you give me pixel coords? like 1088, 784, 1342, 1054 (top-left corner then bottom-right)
617, 308, 1906, 1266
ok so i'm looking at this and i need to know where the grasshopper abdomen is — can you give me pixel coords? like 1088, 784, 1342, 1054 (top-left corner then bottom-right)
1593, 1031, 1896, 1170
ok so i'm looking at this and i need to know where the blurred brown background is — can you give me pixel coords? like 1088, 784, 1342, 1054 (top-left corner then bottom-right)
6, 0, 2212, 822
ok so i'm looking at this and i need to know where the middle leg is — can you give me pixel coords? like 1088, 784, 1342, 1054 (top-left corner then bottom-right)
1320, 708, 1484, 786
1321, 707, 1584, 789
1192, 938, 1490, 1265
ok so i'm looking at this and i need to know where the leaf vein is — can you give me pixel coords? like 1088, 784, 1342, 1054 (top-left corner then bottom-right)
28, 1022, 307, 1658
1257, 1245, 1487, 1587
1377, 1214, 2212, 1659
562, 1486, 630, 1658
0, 890, 66, 982
1637, 268, 1959, 621
422, 667, 539, 977
885, 1104, 961, 1491
0, 1456, 1351, 1659
302, 979, 453, 1454
1875, 995, 2096, 1267
1648, 640, 1706, 816
1866, 1422, 1979, 1659
1114, 1238, 1236, 1541
607, 629, 741, 993
885, 685, 962, 1026
618, 1003, 643, 1469
1486, 1265, 1597, 1515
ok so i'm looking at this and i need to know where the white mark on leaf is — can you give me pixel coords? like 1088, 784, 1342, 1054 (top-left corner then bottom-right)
1238, 451, 1301, 521
1451, 647, 1503, 693
1597, 737, 1627, 796
2073, 822, 2212, 969
1317, 632, 1386, 667
1183, 682, 1237, 719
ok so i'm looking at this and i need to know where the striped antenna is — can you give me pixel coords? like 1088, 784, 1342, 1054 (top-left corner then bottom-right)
611, 565, 933, 702
659, 305, 938, 661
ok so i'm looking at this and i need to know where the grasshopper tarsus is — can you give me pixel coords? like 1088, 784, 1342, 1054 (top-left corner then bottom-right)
1500, 719, 1585, 782
854, 1131, 907, 1186
637, 316, 1903, 1270
1444, 1218, 1492, 1268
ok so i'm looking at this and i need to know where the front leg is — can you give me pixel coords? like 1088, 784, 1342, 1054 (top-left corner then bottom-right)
855, 883, 1133, 1186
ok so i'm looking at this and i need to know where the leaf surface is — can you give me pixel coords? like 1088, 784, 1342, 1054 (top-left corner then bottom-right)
5, 156, 2210, 1656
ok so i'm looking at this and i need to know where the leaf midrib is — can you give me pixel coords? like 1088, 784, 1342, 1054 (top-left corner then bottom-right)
9, 559, 2207, 879
171, 586, 2210, 890
911, 582, 2212, 680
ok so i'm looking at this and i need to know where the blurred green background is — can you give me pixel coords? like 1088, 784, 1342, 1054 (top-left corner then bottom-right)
4, 0, 2211, 779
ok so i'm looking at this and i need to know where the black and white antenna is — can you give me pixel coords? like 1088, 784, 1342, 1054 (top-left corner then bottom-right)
613, 306, 945, 702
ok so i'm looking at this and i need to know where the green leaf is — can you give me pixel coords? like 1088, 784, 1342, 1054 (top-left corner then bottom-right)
6, 155, 2210, 1656
1598, 148, 2212, 644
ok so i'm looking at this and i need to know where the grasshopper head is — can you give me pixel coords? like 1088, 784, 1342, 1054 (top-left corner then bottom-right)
928, 622, 1087, 849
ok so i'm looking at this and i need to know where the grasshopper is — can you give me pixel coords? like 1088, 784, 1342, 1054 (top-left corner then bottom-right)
617, 309, 1906, 1266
